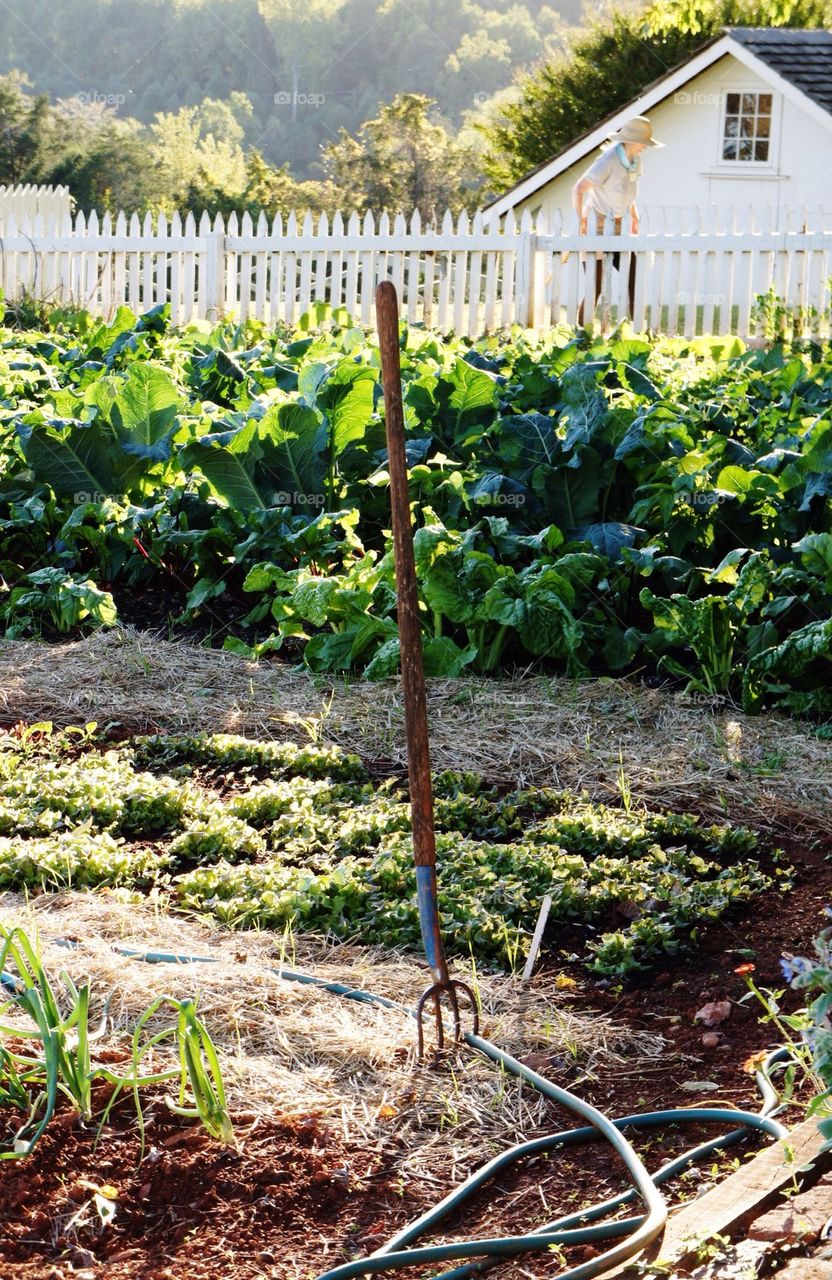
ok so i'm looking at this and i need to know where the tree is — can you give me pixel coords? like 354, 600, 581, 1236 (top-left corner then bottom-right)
0, 72, 51, 182
0, 0, 587, 182
149, 98, 252, 209
258, 0, 344, 124
40, 114, 158, 214
322, 93, 482, 218
644, 0, 830, 34
480, 0, 831, 189
237, 148, 341, 217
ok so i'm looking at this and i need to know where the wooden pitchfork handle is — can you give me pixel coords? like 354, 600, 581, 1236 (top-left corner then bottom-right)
375, 281, 479, 1056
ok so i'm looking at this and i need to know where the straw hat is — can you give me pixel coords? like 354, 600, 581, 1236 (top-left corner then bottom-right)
606, 116, 664, 147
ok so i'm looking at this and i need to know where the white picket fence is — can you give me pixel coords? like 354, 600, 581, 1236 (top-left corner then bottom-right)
0, 185, 72, 225
0, 203, 830, 338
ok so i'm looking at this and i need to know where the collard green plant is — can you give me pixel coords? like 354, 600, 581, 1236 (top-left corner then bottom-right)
0, 303, 830, 711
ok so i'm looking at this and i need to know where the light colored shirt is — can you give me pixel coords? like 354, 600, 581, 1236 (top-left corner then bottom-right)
582, 145, 642, 219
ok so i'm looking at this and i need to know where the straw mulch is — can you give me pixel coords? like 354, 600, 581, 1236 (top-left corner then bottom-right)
0, 891, 662, 1189
1, 627, 830, 833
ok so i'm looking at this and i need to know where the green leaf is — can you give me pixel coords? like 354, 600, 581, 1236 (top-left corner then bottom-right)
185, 578, 227, 612
318, 362, 377, 454
706, 548, 751, 585
516, 569, 582, 661
260, 402, 327, 506
557, 363, 608, 449
602, 626, 640, 670
180, 434, 269, 510
181, 404, 326, 511
794, 533, 832, 583
448, 360, 499, 421
715, 465, 755, 495
572, 522, 640, 560
16, 416, 121, 500
420, 550, 504, 626
109, 364, 183, 460
617, 363, 659, 401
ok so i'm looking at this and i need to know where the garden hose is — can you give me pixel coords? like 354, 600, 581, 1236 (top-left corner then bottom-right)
107, 946, 791, 1280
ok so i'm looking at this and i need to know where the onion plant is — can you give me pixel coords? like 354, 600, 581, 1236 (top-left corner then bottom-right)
0, 923, 234, 1158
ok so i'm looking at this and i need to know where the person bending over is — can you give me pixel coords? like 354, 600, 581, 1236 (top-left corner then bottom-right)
571, 116, 663, 323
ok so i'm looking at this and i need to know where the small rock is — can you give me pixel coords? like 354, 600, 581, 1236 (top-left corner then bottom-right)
749, 1172, 832, 1245
69, 1248, 97, 1270
701, 1032, 721, 1049
695, 1000, 732, 1027
256, 1251, 276, 1265
778, 1262, 832, 1278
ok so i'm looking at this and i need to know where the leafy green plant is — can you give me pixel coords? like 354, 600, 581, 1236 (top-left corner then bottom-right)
750, 283, 828, 343
0, 303, 830, 710
122, 995, 235, 1153
0, 748, 191, 838
0, 569, 117, 638
734, 964, 822, 1108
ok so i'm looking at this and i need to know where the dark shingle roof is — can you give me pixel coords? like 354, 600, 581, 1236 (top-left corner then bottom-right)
728, 26, 832, 115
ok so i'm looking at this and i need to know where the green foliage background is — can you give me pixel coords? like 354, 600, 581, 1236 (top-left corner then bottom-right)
0, 0, 575, 208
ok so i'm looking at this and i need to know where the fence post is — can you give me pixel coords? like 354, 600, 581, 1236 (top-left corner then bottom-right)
204, 214, 226, 320
532, 209, 547, 329
515, 208, 537, 327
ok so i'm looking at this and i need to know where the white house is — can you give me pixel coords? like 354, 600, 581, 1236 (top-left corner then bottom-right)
483, 27, 832, 230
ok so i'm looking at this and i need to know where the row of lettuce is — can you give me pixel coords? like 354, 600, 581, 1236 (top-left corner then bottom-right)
0, 302, 830, 714
0, 727, 777, 976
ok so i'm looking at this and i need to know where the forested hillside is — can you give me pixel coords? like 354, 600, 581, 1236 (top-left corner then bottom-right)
3, 0, 823, 217
0, 0, 578, 179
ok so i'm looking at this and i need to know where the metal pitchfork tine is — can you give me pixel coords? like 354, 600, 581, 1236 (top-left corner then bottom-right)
376, 280, 479, 1060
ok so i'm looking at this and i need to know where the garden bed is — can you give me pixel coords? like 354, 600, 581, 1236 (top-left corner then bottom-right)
0, 652, 830, 1279
0, 893, 666, 1280
0, 875, 828, 1280
1, 309, 830, 719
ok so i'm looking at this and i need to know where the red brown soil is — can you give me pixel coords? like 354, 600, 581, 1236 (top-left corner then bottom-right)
0, 1093, 426, 1280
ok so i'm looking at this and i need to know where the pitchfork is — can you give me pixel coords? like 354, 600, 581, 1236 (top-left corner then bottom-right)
375, 281, 479, 1059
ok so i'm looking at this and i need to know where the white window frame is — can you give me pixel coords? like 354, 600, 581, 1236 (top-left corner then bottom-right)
716, 87, 780, 173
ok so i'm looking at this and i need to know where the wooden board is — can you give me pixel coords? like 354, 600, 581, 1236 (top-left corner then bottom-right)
604, 1118, 830, 1278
